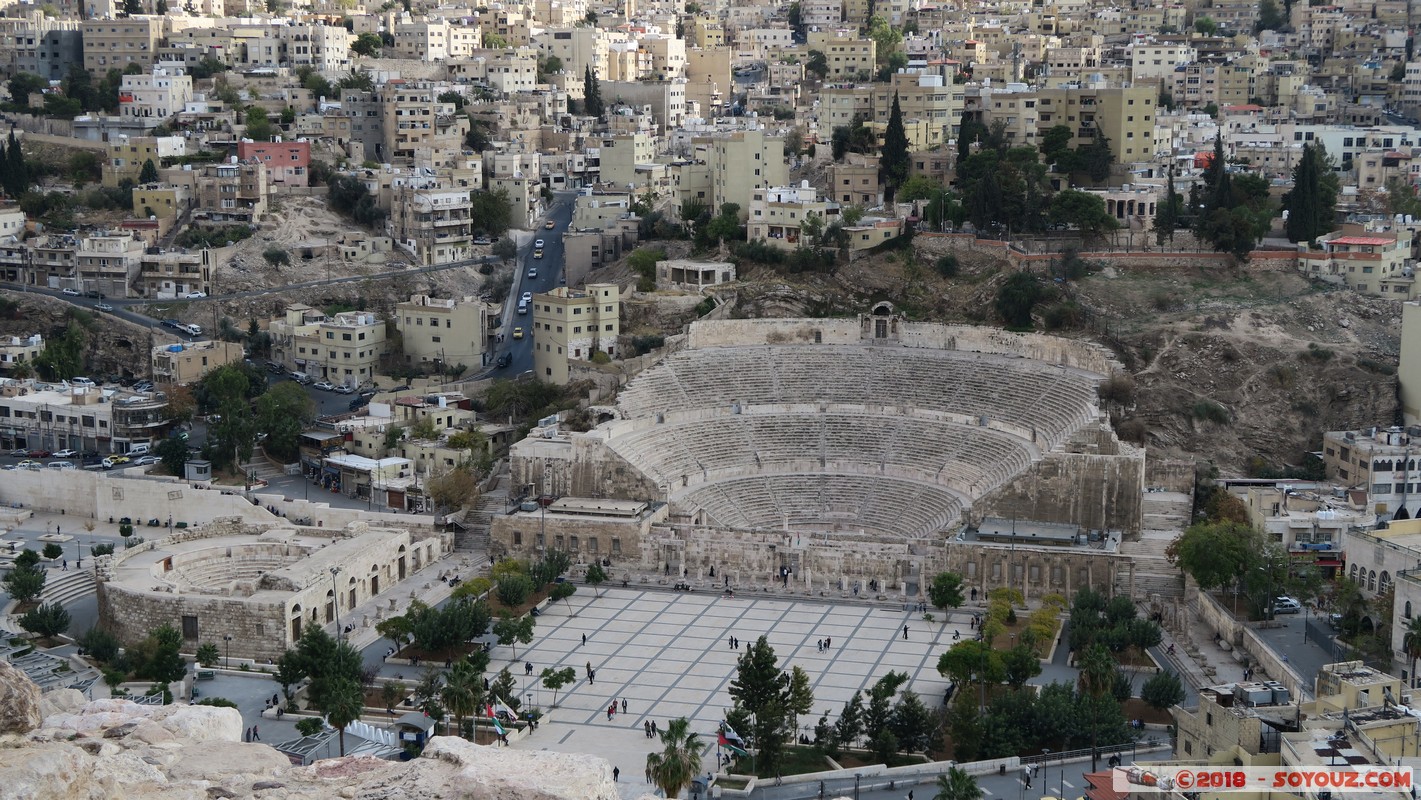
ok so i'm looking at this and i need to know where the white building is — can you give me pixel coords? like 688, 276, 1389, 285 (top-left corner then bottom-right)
119, 66, 194, 128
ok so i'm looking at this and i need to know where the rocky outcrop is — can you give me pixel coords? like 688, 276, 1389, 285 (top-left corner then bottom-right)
0, 660, 41, 734
0, 667, 648, 800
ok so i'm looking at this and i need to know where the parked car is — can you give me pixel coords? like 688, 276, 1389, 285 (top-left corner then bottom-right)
133, 381, 154, 392
162, 319, 182, 329
496, 352, 512, 368
61, 288, 79, 296
313, 381, 335, 391
1274, 596, 1302, 614
94, 303, 114, 312
53, 449, 79, 458
46, 461, 76, 470
8, 448, 28, 457
17, 460, 40, 469
26, 449, 51, 458
333, 384, 354, 394
348, 396, 370, 411
185, 291, 207, 298
132, 455, 161, 466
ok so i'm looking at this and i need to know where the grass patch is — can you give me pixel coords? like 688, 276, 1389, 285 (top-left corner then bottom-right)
835, 750, 927, 769
726, 745, 834, 777
1191, 400, 1230, 424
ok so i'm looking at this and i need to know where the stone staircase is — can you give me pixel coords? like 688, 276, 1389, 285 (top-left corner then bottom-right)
454, 486, 506, 552
38, 567, 96, 607
243, 458, 288, 483
1118, 491, 1193, 600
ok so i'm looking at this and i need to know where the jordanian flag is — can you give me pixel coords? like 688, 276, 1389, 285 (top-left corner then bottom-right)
492, 717, 506, 736
718, 722, 748, 756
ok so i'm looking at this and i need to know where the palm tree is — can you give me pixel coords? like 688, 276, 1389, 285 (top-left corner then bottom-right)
442, 661, 483, 738
1078, 644, 1115, 697
322, 677, 365, 757
935, 766, 984, 800
645, 717, 706, 798
1404, 615, 1421, 688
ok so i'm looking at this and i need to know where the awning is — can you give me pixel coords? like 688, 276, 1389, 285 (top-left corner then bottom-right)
1314, 559, 1343, 567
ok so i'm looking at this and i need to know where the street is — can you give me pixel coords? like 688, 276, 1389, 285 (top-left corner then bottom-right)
481, 191, 575, 379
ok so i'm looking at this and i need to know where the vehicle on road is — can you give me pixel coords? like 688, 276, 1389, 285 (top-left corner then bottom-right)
162, 319, 182, 329
104, 455, 131, 467
521, 292, 533, 303
18, 459, 41, 469
266, 361, 285, 374
133, 380, 153, 392
512, 327, 524, 339
26, 449, 51, 458
185, 291, 207, 298
47, 461, 75, 470
181, 323, 203, 336
533, 248, 544, 259
313, 381, 335, 391
333, 384, 354, 394
53, 449, 79, 458
1274, 596, 1302, 613
474, 236, 492, 245
496, 352, 512, 368
527, 267, 538, 278
95, 303, 114, 312
61, 288, 79, 296
544, 220, 555, 229
132, 455, 160, 466
348, 396, 370, 411
534, 239, 545, 248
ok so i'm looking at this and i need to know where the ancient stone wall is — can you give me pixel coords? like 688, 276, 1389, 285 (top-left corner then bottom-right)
97, 583, 288, 663
489, 511, 656, 564
970, 427, 1146, 535
914, 232, 1299, 273
0, 469, 276, 526
511, 434, 662, 500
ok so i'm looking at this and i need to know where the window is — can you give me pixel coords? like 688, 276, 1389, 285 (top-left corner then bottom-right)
181, 615, 199, 640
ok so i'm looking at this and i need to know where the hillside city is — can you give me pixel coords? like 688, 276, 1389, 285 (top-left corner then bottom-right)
6, 0, 1421, 798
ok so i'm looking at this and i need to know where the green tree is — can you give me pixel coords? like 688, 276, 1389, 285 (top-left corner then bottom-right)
1404, 615, 1421, 689
350, 32, 383, 56
1040, 124, 1074, 164
33, 323, 86, 381
156, 435, 188, 477
469, 189, 514, 237
881, 92, 910, 201
1049, 189, 1117, 239
3, 565, 45, 604
42, 542, 63, 561
540, 665, 576, 706
1077, 644, 1116, 697
328, 174, 386, 226
7, 73, 46, 106
937, 640, 1004, 698
1282, 143, 1336, 244
244, 106, 274, 141
1255, 0, 1284, 32
492, 611, 535, 658
195, 641, 221, 667
255, 381, 316, 461
835, 690, 865, 748
1001, 644, 1042, 689
443, 659, 484, 736
646, 717, 706, 797
583, 65, 604, 119
805, 49, 828, 78
19, 602, 70, 637
585, 563, 607, 597
549, 581, 577, 611
496, 573, 534, 607
928, 571, 965, 611
1194, 15, 1217, 35
890, 689, 937, 753
994, 271, 1047, 329
788, 665, 815, 732
1078, 130, 1114, 183
1168, 520, 1255, 591
1154, 167, 1181, 246
1142, 669, 1185, 710
323, 676, 365, 755
138, 158, 159, 184
727, 636, 792, 774
935, 765, 984, 800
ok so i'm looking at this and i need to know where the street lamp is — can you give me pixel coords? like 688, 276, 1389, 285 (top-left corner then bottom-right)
854, 773, 862, 800
330, 566, 343, 638
223, 633, 232, 669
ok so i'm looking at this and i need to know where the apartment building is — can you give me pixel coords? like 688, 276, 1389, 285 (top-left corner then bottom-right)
1297, 221, 1415, 298
702, 128, 789, 221
394, 294, 489, 371
118, 67, 193, 128
74, 233, 144, 298
103, 135, 186, 188
131, 184, 190, 231
285, 23, 351, 72
747, 184, 840, 251
0, 382, 170, 454
871, 71, 961, 150
531, 284, 620, 385
0, 335, 43, 374
380, 85, 467, 165
269, 305, 388, 388
827, 155, 881, 206
82, 17, 162, 72
387, 185, 474, 266
597, 133, 658, 188
1126, 39, 1198, 82
195, 160, 268, 225
1034, 83, 1156, 163
152, 340, 246, 385
449, 48, 539, 93
236, 140, 310, 187
136, 248, 210, 299
3, 13, 82, 81
807, 30, 877, 79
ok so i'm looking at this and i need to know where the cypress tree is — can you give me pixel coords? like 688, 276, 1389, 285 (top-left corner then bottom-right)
1153, 166, 1179, 246
583, 65, 603, 120
1205, 131, 1232, 212
881, 91, 910, 202
1283, 144, 1322, 244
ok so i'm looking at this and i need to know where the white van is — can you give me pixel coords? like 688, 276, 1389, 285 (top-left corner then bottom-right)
128, 443, 151, 455
290, 371, 311, 384
182, 324, 203, 336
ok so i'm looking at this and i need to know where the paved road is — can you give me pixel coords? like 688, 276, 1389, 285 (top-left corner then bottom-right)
1249, 611, 1343, 689
481, 192, 575, 380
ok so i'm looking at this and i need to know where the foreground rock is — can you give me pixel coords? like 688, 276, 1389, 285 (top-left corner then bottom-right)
0, 667, 644, 799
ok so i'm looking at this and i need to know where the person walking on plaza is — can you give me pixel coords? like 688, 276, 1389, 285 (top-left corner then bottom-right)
620, 698, 627, 714
902, 624, 909, 640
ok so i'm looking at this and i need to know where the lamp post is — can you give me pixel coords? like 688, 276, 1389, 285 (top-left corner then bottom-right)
330, 566, 343, 637
853, 773, 862, 800
223, 633, 232, 669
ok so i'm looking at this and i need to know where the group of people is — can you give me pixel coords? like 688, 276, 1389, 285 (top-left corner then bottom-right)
642, 719, 660, 739
815, 637, 834, 651
605, 697, 628, 720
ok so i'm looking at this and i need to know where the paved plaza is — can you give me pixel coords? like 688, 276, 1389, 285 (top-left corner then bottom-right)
504, 587, 970, 789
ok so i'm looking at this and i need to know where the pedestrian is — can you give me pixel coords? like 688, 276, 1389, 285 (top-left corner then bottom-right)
644, 720, 652, 739
621, 698, 628, 714
252, 725, 259, 741
817, 639, 823, 652
586, 661, 592, 678
607, 703, 615, 721
243, 727, 250, 742
825, 637, 831, 648
525, 661, 533, 676
953, 629, 960, 640
728, 635, 734, 649
590, 669, 596, 685
908, 792, 914, 800
613, 766, 620, 782
582, 633, 587, 646
61, 560, 67, 571
903, 624, 909, 640
651, 720, 658, 736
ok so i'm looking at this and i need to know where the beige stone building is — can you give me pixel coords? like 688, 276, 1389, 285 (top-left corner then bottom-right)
194, 160, 268, 226
104, 135, 186, 188
531, 284, 621, 385
118, 66, 193, 129
0, 334, 43, 374
395, 294, 490, 372
136, 247, 210, 299
807, 30, 877, 79
1035, 83, 1157, 163
1297, 222, 1415, 299
269, 305, 388, 388
74, 233, 144, 298
152, 340, 246, 385
655, 259, 735, 292
747, 184, 840, 251
386, 185, 474, 266
82, 17, 162, 73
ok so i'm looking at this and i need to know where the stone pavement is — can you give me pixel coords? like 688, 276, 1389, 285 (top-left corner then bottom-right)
503, 587, 987, 800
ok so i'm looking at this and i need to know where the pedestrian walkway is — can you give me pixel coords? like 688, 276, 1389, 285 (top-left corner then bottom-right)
507, 588, 988, 796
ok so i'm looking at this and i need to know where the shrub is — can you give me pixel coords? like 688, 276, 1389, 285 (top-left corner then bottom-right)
79, 627, 121, 663
1097, 373, 1136, 405
91, 542, 115, 557
20, 602, 70, 638
1191, 400, 1231, 424
935, 254, 960, 278
42, 542, 63, 561
119, 523, 134, 537
1042, 301, 1083, 330
196, 697, 238, 708
263, 247, 291, 266
1299, 343, 1334, 363
1357, 357, 1396, 375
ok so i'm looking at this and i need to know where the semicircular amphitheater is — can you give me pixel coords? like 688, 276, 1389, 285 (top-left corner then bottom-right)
603, 330, 1103, 542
